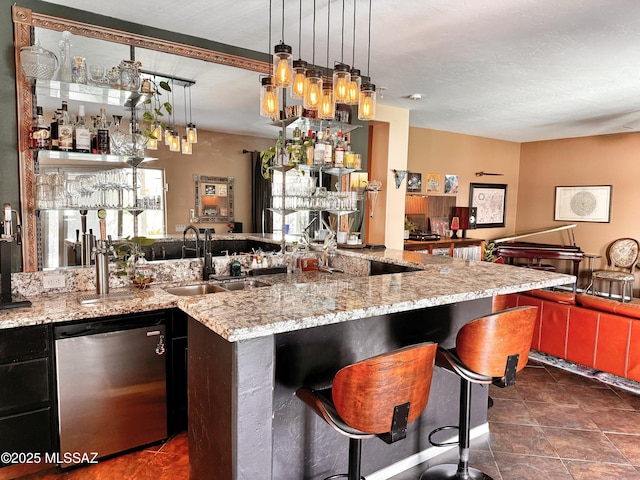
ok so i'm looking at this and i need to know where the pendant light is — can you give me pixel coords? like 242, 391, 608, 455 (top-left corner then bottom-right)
260, 0, 281, 118
291, 0, 307, 99
347, 0, 361, 105
304, 0, 322, 111
358, 0, 376, 121
181, 87, 192, 154
186, 84, 197, 144
169, 80, 180, 151
333, 0, 351, 104
319, 0, 335, 120
273, 0, 293, 88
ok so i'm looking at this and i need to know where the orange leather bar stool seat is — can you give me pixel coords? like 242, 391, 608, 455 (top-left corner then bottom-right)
422, 306, 538, 480
296, 342, 438, 480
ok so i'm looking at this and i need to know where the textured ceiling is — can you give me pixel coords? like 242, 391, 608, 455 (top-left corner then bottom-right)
39, 0, 640, 142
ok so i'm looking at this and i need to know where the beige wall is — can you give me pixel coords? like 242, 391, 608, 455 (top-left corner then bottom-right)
153, 129, 274, 234
519, 133, 640, 286
407, 127, 521, 240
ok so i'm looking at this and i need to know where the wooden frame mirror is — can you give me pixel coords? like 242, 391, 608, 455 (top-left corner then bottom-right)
12, 5, 270, 271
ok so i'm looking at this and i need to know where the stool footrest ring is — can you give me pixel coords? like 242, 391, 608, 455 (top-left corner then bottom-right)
324, 474, 365, 480
428, 425, 459, 447
420, 463, 495, 479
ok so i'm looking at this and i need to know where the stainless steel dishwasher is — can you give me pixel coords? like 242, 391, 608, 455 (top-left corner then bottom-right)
54, 313, 167, 464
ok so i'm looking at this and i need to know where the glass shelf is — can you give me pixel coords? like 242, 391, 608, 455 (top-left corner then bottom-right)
271, 116, 360, 134
35, 79, 152, 108
36, 150, 157, 167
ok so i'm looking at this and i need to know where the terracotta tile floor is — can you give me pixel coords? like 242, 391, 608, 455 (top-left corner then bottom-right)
4, 360, 640, 480
2, 431, 188, 480
391, 360, 640, 480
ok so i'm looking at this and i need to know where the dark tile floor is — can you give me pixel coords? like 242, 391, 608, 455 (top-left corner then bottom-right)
391, 360, 640, 480
4, 360, 640, 480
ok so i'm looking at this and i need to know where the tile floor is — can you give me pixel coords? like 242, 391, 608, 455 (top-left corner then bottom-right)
4, 360, 640, 480
391, 360, 640, 480
1, 431, 188, 480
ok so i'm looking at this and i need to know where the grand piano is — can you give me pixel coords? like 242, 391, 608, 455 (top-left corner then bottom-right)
494, 224, 584, 291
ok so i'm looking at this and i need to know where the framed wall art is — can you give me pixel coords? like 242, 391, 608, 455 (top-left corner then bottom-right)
407, 172, 422, 192
469, 183, 507, 228
554, 185, 612, 223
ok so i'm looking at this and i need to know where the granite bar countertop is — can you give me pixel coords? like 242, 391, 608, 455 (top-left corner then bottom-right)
0, 247, 574, 341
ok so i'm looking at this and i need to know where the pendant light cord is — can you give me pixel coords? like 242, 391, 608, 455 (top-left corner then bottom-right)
281, 0, 285, 42
312, 0, 316, 65
352, 0, 356, 66
326, 0, 331, 76
367, 0, 372, 77
298, 0, 302, 57
340, 0, 345, 63
268, 0, 272, 58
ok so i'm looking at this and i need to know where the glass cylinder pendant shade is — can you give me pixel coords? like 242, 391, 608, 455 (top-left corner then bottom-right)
151, 124, 162, 142
347, 68, 361, 105
291, 59, 307, 99
333, 63, 351, 104
146, 137, 158, 150
319, 85, 335, 120
181, 136, 192, 155
358, 83, 376, 120
273, 43, 293, 88
169, 132, 181, 152
186, 123, 198, 144
164, 128, 172, 146
303, 69, 322, 110
260, 76, 280, 118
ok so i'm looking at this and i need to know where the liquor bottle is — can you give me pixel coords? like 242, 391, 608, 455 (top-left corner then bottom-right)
323, 127, 333, 166
304, 129, 314, 165
50, 109, 60, 151
58, 101, 74, 152
74, 105, 91, 153
313, 130, 325, 165
90, 116, 98, 154
334, 130, 345, 167
96, 108, 110, 154
30, 106, 50, 150
291, 127, 301, 164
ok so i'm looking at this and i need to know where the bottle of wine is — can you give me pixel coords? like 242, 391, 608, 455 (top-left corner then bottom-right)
74, 105, 91, 153
30, 106, 50, 150
58, 101, 74, 152
334, 130, 344, 167
96, 107, 110, 154
50, 109, 61, 151
323, 127, 333, 166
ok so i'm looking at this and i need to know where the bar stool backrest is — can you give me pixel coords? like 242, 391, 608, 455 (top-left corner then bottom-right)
456, 306, 537, 378
332, 342, 437, 435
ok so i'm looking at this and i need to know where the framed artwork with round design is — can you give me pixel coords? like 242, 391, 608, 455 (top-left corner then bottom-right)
554, 185, 612, 223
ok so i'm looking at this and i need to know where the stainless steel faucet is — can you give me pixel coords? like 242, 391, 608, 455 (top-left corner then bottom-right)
181, 225, 201, 258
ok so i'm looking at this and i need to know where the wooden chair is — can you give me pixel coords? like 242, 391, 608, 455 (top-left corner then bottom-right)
296, 342, 438, 480
421, 306, 538, 480
591, 238, 639, 302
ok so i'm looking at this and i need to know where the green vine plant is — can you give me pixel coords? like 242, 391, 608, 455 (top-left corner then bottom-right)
142, 80, 173, 139
260, 144, 306, 180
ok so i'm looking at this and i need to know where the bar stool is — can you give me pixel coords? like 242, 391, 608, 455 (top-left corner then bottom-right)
296, 342, 438, 480
421, 306, 538, 480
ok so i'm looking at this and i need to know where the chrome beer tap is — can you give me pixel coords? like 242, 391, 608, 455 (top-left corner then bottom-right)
1, 203, 31, 309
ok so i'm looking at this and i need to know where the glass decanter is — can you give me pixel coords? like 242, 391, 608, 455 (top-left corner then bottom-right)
110, 115, 125, 155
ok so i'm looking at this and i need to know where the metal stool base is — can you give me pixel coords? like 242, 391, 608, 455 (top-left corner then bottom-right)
420, 463, 494, 480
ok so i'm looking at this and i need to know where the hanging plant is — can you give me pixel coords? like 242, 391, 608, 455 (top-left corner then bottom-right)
141, 79, 173, 139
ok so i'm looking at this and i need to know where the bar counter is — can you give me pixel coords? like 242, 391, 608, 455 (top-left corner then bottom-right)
0, 247, 574, 479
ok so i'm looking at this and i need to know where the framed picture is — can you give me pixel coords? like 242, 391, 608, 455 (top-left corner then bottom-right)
444, 174, 459, 194
407, 172, 422, 192
554, 185, 612, 223
426, 173, 441, 193
469, 183, 507, 228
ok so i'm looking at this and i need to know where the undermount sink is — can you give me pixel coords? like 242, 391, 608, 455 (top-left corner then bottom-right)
219, 279, 269, 291
164, 279, 269, 296
164, 284, 227, 296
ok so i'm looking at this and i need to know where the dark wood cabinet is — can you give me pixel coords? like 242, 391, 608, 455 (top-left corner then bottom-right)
0, 325, 55, 465
167, 309, 188, 433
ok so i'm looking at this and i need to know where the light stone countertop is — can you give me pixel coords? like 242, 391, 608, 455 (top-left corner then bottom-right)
0, 248, 575, 341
